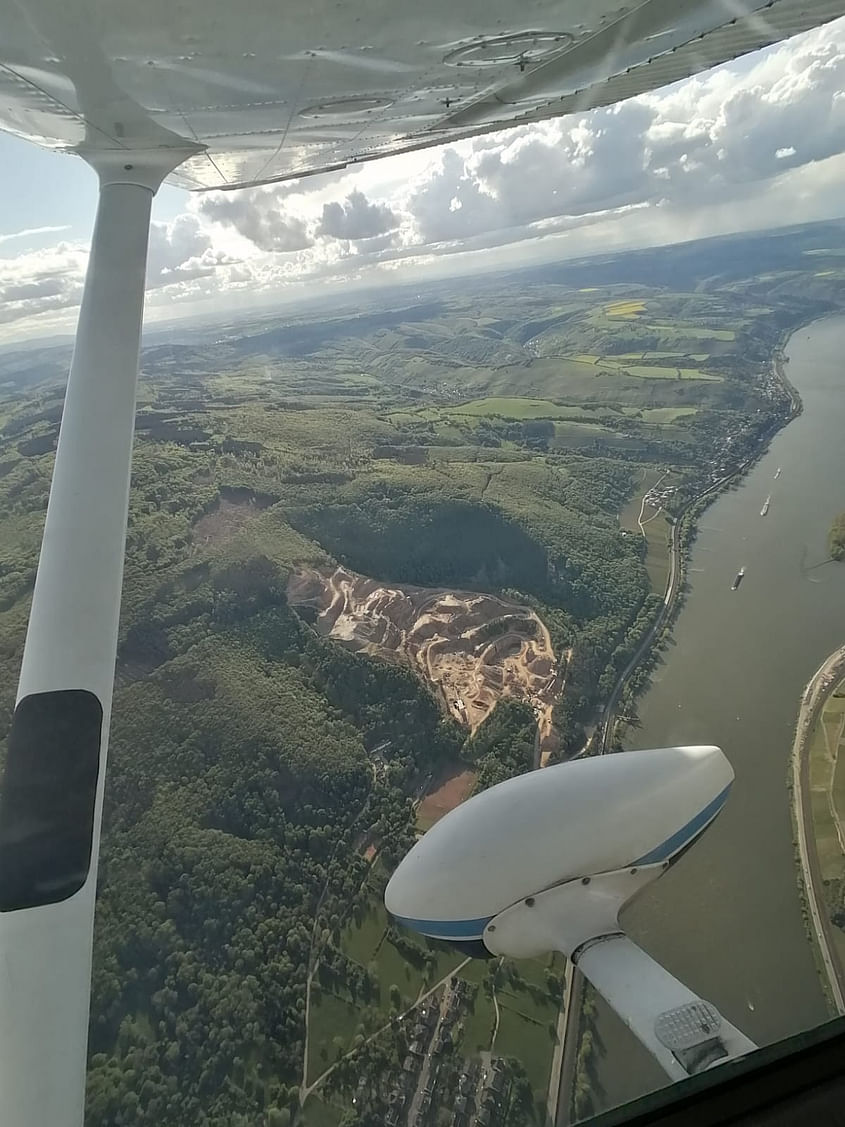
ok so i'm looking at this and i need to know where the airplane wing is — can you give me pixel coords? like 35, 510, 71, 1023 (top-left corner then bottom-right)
0, 0, 844, 192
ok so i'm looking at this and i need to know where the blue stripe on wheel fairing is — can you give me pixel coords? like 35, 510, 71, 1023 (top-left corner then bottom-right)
390, 914, 492, 940
632, 782, 732, 866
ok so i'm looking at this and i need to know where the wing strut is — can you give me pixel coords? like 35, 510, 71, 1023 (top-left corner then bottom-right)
483, 865, 757, 1082
0, 147, 195, 1127
575, 934, 757, 1082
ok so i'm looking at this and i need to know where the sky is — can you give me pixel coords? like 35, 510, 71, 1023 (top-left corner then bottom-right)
4, 16, 845, 342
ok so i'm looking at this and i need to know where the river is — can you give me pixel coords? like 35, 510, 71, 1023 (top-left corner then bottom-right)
581, 314, 845, 1118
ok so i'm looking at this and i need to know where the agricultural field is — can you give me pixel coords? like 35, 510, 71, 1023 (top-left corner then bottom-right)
605, 299, 647, 317
619, 364, 720, 381
445, 397, 593, 419
808, 686, 845, 970
307, 992, 363, 1082
460, 986, 496, 1055
618, 467, 675, 595
647, 323, 735, 340
625, 407, 699, 423
494, 1007, 556, 1107
302, 1098, 344, 1127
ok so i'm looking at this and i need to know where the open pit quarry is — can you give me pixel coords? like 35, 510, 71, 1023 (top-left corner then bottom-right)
287, 565, 566, 758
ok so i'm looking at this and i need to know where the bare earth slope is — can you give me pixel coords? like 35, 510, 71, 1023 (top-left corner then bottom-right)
288, 565, 565, 755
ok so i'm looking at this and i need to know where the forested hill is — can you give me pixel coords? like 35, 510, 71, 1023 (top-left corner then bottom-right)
90, 596, 461, 1124
0, 235, 840, 1125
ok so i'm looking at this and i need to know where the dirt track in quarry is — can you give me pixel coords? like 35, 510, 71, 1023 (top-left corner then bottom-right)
287, 565, 567, 756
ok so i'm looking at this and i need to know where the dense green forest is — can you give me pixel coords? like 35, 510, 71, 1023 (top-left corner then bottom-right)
463, 699, 537, 791
89, 594, 459, 1124
0, 233, 837, 1126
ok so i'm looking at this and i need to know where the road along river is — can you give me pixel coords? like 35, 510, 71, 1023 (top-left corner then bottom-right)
578, 315, 845, 1119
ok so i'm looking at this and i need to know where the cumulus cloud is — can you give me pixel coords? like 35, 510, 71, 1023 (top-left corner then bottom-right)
408, 149, 501, 242
0, 243, 86, 327
317, 189, 398, 240
197, 185, 313, 252
146, 214, 239, 291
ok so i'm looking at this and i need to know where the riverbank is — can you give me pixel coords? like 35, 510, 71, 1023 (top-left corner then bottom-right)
597, 324, 805, 758
556, 314, 840, 1126
791, 646, 845, 1014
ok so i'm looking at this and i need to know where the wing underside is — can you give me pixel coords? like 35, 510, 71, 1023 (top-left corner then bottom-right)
0, 0, 844, 190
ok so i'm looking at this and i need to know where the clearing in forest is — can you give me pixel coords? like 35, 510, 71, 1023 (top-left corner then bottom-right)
416, 764, 478, 829
192, 493, 272, 546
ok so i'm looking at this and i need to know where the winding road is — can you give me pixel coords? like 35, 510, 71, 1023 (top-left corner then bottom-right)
598, 458, 761, 757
